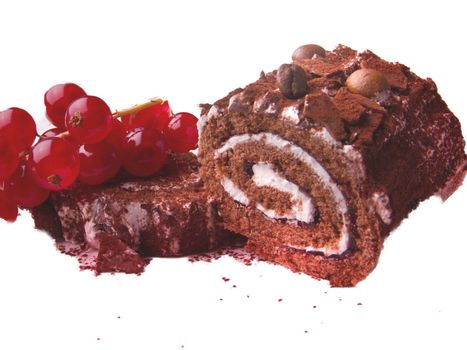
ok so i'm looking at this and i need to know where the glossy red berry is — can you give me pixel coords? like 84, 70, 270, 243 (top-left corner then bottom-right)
152, 100, 172, 132
0, 185, 18, 222
122, 128, 167, 177
121, 100, 171, 132
78, 142, 121, 185
105, 118, 127, 153
44, 83, 87, 129
27, 137, 80, 191
165, 112, 198, 153
7, 162, 50, 208
65, 96, 113, 144
0, 107, 37, 153
0, 139, 19, 181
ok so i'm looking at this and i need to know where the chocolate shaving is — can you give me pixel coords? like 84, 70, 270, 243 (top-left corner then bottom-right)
297, 46, 357, 77
308, 77, 342, 97
333, 89, 366, 125
303, 92, 347, 141
348, 111, 384, 145
333, 88, 386, 125
359, 52, 408, 90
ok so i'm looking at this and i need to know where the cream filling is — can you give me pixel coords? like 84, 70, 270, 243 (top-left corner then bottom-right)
197, 105, 219, 135
215, 132, 350, 256
280, 106, 300, 124
252, 163, 315, 223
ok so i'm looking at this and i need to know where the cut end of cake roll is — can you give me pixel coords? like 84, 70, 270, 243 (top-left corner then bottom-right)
31, 152, 245, 274
198, 44, 466, 286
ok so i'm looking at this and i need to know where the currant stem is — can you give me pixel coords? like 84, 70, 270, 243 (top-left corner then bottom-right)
53, 98, 164, 139
112, 98, 164, 118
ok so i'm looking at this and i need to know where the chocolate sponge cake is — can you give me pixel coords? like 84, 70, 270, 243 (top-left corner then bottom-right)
198, 44, 466, 286
32, 152, 242, 273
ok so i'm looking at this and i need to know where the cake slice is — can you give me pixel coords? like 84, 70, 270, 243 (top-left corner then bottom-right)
198, 44, 466, 286
32, 152, 243, 274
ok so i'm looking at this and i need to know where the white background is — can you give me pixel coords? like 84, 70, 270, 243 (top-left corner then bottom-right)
0, 1, 466, 349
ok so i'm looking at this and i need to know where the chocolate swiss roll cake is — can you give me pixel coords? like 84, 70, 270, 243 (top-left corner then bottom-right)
32, 152, 242, 274
198, 44, 466, 286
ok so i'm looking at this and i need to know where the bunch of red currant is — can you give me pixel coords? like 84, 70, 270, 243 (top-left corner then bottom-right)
0, 83, 199, 222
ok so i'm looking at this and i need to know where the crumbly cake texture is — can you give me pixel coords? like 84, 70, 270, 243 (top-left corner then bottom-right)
32, 152, 243, 274
198, 44, 466, 287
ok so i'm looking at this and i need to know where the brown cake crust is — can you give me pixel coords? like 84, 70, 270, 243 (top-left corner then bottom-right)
32, 152, 243, 274
198, 45, 466, 286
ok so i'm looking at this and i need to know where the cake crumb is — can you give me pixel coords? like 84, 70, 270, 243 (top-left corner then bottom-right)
357, 302, 363, 306
222, 277, 230, 282
278, 298, 283, 302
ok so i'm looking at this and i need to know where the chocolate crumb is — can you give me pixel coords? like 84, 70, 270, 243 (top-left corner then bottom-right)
278, 298, 283, 302
222, 277, 230, 282
357, 302, 363, 306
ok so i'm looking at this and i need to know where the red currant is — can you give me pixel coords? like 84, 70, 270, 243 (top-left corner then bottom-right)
27, 137, 80, 191
7, 162, 50, 208
0, 185, 18, 222
78, 142, 121, 185
105, 118, 127, 153
0, 107, 37, 153
165, 112, 198, 153
122, 128, 167, 177
121, 100, 171, 132
65, 96, 113, 144
0, 139, 19, 181
44, 83, 87, 129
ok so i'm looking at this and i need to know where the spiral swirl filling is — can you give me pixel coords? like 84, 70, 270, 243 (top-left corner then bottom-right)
214, 132, 351, 256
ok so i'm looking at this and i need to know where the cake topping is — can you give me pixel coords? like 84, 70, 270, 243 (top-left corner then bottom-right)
228, 91, 253, 115
292, 44, 326, 60
303, 92, 347, 141
296, 46, 358, 77
345, 68, 389, 97
308, 77, 341, 97
359, 53, 408, 90
253, 91, 281, 114
277, 64, 308, 99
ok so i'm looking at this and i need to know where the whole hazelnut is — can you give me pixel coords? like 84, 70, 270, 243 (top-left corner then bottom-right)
292, 44, 326, 60
346, 68, 389, 97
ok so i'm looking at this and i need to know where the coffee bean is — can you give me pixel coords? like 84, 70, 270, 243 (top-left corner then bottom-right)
292, 44, 326, 60
277, 64, 308, 99
346, 68, 389, 97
